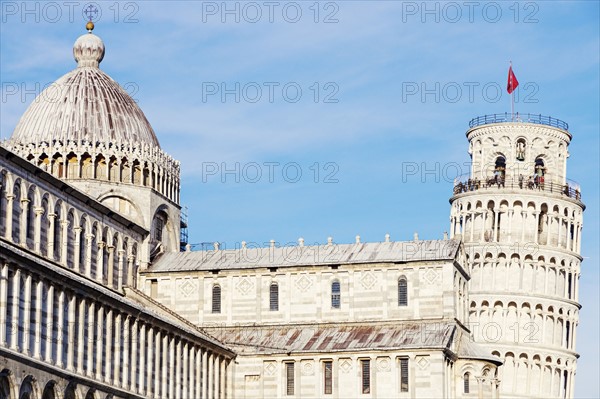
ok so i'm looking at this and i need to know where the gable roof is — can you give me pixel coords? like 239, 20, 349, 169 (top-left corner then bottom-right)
149, 239, 461, 273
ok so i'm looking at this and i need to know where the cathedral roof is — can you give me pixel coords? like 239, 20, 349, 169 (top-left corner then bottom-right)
206, 321, 456, 355
9, 25, 160, 148
149, 239, 461, 272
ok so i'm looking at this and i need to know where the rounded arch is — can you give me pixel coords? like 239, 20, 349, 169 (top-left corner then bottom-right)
0, 369, 17, 399
96, 191, 144, 226
63, 383, 79, 399
66, 151, 79, 179
463, 371, 472, 394
515, 137, 527, 161
18, 375, 39, 399
150, 205, 174, 252
494, 154, 506, 176
41, 381, 60, 399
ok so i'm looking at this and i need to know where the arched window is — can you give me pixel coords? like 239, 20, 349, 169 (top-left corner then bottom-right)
269, 282, 279, 311
463, 372, 470, 393
212, 285, 221, 313
535, 158, 545, 176
398, 277, 408, 306
494, 156, 506, 178
516, 138, 526, 161
331, 280, 341, 309
151, 212, 167, 243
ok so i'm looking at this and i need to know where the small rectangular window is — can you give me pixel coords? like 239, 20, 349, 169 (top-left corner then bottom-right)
270, 283, 279, 311
286, 362, 295, 395
400, 357, 409, 392
361, 359, 370, 394
212, 285, 221, 313
331, 281, 341, 309
323, 361, 333, 394
398, 278, 408, 306
150, 279, 158, 298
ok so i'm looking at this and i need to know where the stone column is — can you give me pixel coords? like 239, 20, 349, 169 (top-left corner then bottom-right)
557, 215, 563, 247
60, 218, 69, 264
107, 245, 115, 288
118, 249, 126, 290
182, 343, 189, 399
202, 350, 209, 399
175, 339, 182, 399
4, 195, 14, 240
33, 280, 43, 358
95, 306, 104, 380
220, 356, 226, 399
56, 290, 65, 367
85, 233, 94, 277
493, 208, 500, 241
214, 356, 220, 399
47, 213, 57, 259
196, 348, 202, 399
169, 336, 176, 398
86, 301, 95, 375
45, 285, 55, 363
96, 241, 106, 282
104, 309, 113, 384
73, 226, 82, 272
113, 313, 122, 387
566, 218, 572, 251
227, 359, 234, 399
162, 334, 169, 396
155, 329, 162, 397
19, 197, 30, 246
127, 254, 136, 287
470, 211, 476, 241
533, 212, 540, 244
122, 315, 130, 389
0, 263, 7, 346
33, 207, 44, 253
130, 318, 139, 391
76, 298, 85, 374
188, 345, 195, 399
481, 211, 487, 241
507, 208, 513, 242
146, 326, 154, 397
22, 274, 32, 354
139, 322, 146, 395
66, 294, 76, 370
9, 269, 20, 350
208, 352, 214, 399
521, 211, 527, 242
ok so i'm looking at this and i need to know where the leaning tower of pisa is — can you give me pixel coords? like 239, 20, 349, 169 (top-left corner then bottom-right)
449, 113, 584, 398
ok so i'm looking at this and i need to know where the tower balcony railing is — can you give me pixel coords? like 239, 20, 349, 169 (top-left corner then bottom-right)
452, 176, 582, 201
468, 113, 569, 131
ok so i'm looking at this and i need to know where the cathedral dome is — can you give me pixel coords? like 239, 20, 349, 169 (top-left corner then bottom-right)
9, 27, 160, 148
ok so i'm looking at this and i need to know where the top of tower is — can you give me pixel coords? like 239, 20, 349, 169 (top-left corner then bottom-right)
8, 23, 160, 148
468, 112, 569, 133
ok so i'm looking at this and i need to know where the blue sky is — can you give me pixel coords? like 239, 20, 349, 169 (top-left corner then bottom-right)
1, 0, 598, 396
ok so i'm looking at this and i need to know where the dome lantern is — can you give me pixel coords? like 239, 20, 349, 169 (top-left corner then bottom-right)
73, 23, 105, 68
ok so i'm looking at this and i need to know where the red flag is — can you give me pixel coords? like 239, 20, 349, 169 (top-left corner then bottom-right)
507, 65, 519, 94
